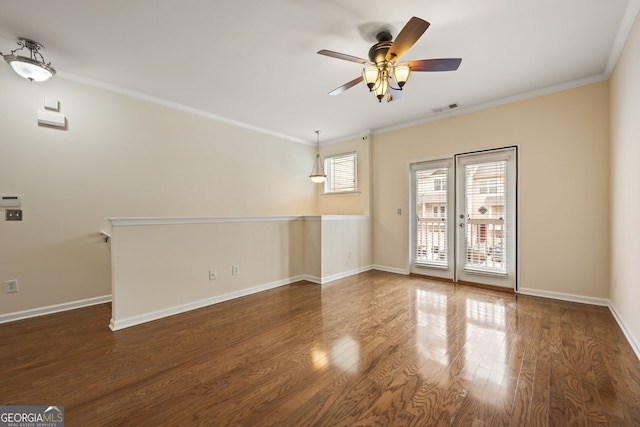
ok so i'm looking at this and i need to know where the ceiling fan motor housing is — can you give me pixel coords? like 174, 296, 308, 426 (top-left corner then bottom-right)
368, 31, 393, 64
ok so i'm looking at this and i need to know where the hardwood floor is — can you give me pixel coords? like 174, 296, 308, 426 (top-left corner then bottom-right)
1, 271, 639, 426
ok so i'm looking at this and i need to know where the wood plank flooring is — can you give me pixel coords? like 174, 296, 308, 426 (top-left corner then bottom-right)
1, 271, 639, 426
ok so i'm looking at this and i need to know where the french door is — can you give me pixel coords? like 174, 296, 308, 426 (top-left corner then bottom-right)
410, 147, 517, 289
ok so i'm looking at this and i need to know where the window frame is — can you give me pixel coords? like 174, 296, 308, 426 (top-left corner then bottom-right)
323, 152, 358, 194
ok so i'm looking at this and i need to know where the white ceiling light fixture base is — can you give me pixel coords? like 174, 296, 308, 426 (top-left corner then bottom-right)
2, 38, 56, 82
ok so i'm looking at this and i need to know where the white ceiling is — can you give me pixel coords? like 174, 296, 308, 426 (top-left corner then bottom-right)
0, 0, 637, 144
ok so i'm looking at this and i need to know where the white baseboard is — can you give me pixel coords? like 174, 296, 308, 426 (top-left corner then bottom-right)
109, 277, 298, 331
299, 266, 374, 285
0, 295, 112, 324
371, 265, 409, 275
319, 266, 373, 284
301, 274, 321, 284
518, 287, 609, 306
608, 303, 640, 362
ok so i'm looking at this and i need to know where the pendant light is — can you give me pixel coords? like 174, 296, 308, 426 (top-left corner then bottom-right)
309, 131, 326, 183
2, 38, 56, 82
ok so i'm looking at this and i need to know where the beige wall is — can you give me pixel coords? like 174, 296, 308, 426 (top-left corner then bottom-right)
303, 217, 322, 280
610, 10, 640, 353
318, 135, 371, 215
320, 216, 372, 280
372, 82, 610, 299
109, 215, 372, 329
0, 66, 316, 317
110, 217, 306, 329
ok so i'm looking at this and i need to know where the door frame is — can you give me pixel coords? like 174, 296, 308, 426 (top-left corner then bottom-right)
408, 146, 519, 291
409, 157, 455, 280
455, 147, 518, 290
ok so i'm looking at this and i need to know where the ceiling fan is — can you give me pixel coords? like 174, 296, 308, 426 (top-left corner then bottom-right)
318, 16, 462, 103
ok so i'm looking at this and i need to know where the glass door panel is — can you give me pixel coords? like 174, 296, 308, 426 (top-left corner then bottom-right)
456, 149, 516, 288
410, 159, 454, 280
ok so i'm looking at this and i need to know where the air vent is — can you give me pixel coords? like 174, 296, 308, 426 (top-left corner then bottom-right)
432, 102, 460, 113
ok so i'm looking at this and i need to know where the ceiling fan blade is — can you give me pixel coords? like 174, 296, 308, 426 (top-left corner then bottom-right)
318, 49, 368, 64
386, 16, 430, 61
407, 58, 462, 72
328, 76, 364, 96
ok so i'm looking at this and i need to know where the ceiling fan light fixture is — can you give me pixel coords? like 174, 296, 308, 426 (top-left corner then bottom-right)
318, 17, 461, 104
2, 38, 56, 82
309, 130, 327, 183
373, 71, 390, 102
362, 66, 379, 91
393, 64, 411, 88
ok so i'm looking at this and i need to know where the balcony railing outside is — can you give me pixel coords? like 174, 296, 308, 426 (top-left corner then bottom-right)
465, 218, 506, 273
415, 217, 506, 273
415, 218, 447, 266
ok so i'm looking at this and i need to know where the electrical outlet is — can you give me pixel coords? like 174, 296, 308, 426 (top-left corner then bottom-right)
348, 251, 353, 259
209, 269, 217, 281
5, 209, 22, 221
232, 265, 240, 276
4, 279, 18, 293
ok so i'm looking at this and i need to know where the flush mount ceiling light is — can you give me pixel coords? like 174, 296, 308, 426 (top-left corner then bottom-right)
2, 38, 56, 82
318, 17, 461, 103
309, 130, 327, 183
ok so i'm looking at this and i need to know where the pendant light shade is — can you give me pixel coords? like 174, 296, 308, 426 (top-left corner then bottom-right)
309, 130, 326, 183
373, 69, 390, 102
362, 66, 379, 90
393, 64, 411, 87
2, 38, 56, 82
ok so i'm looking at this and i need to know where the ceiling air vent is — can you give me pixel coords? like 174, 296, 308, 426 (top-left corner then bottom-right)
432, 102, 460, 113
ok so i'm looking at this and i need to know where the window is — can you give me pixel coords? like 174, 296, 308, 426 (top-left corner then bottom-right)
464, 160, 507, 273
431, 205, 446, 217
478, 179, 498, 194
434, 178, 446, 191
413, 166, 450, 268
324, 152, 357, 193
